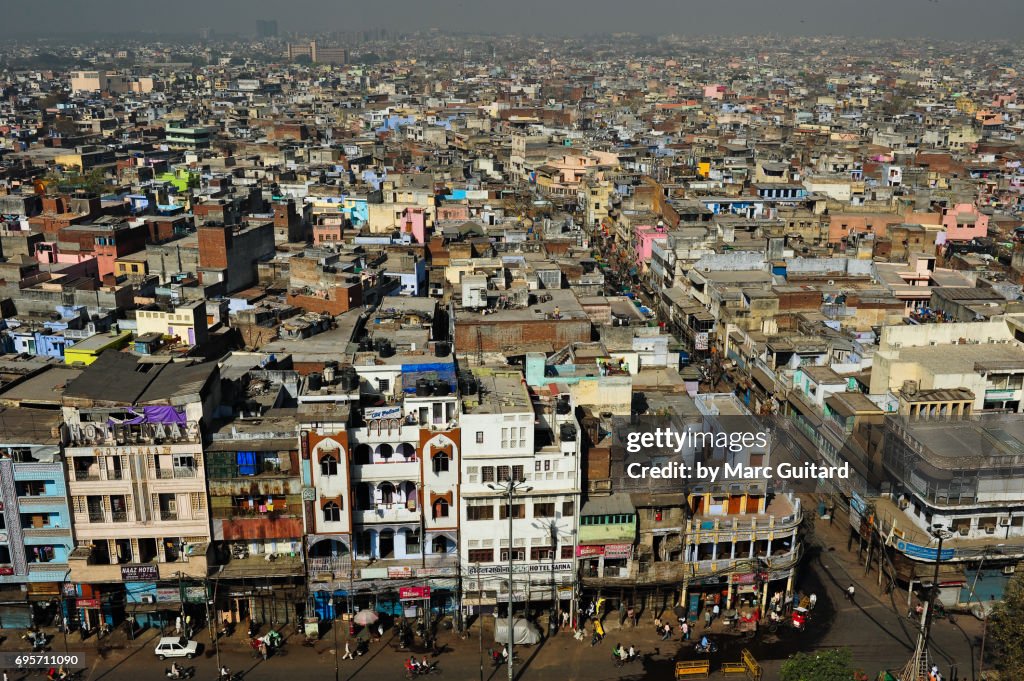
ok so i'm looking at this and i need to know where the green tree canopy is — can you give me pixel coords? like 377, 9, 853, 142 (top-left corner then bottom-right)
988, 570, 1024, 677
780, 648, 854, 681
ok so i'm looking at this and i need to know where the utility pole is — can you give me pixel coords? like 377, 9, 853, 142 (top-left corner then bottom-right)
488, 479, 532, 681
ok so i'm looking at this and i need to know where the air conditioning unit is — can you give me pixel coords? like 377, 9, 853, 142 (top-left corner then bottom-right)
1000, 517, 1011, 527
1003, 565, 1016, 575
985, 525, 996, 534
958, 527, 969, 536
140, 595, 156, 604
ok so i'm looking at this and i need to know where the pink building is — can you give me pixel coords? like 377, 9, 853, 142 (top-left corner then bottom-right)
941, 203, 989, 242
633, 223, 669, 267
400, 207, 426, 243
313, 215, 345, 246
703, 84, 726, 101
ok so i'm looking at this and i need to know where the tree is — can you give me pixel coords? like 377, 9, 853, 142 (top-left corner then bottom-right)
780, 648, 854, 681
988, 570, 1024, 677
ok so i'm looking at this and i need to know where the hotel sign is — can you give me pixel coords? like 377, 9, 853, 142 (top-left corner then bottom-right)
69, 421, 201, 446
466, 562, 573, 576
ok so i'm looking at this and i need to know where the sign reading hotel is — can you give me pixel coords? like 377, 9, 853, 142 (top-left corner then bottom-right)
68, 407, 200, 445
467, 562, 574, 576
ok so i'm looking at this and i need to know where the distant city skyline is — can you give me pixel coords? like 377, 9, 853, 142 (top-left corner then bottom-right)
2, 0, 1024, 41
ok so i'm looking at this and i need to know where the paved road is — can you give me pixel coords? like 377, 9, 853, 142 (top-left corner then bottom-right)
0, 515, 981, 681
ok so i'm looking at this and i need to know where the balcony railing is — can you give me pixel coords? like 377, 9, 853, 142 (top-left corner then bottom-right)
87, 512, 104, 523
111, 511, 128, 522
156, 468, 198, 480
160, 510, 178, 521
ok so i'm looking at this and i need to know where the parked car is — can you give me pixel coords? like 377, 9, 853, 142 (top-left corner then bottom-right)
155, 637, 198, 660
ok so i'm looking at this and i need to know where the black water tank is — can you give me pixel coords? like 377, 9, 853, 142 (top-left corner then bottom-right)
556, 397, 571, 415
416, 379, 434, 397
560, 424, 577, 442
307, 373, 323, 391
378, 341, 394, 358
435, 342, 450, 357
340, 368, 358, 391
434, 381, 451, 396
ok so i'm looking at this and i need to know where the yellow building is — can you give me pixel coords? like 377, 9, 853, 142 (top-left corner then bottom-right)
64, 331, 131, 366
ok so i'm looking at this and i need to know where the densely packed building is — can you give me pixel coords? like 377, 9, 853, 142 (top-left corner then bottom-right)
2, 30, 1024, 637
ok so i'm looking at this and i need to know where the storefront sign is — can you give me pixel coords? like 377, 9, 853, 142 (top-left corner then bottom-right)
77, 598, 100, 608
156, 587, 180, 603
184, 586, 208, 603
365, 406, 402, 421
575, 544, 631, 559
0, 567, 13, 576
62, 583, 78, 597
604, 544, 632, 559
399, 586, 431, 600
467, 562, 573, 576
388, 567, 413, 579
121, 565, 160, 581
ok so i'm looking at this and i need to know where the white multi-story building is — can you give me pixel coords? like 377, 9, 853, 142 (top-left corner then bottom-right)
301, 342, 462, 620
460, 369, 581, 621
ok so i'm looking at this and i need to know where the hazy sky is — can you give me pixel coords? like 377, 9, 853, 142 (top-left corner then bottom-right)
3, 0, 1023, 40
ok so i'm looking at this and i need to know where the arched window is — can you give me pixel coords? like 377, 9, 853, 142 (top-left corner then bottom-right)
322, 502, 341, 523
431, 535, 451, 554
320, 454, 338, 477
432, 451, 449, 474
433, 498, 449, 519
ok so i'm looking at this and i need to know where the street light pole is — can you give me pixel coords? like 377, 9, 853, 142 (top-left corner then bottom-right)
488, 480, 531, 681
61, 568, 71, 653
922, 527, 953, 661
328, 598, 339, 681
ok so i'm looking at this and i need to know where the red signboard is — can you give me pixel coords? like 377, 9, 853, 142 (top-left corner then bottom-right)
0, 567, 13, 576
77, 598, 101, 608
399, 587, 431, 600
576, 545, 604, 558
603, 544, 633, 559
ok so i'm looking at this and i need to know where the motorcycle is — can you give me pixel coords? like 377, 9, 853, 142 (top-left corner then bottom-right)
406, 662, 441, 677
694, 640, 718, 654
165, 666, 196, 679
613, 650, 640, 668
488, 648, 520, 667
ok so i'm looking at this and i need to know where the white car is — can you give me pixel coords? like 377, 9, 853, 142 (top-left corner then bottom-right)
154, 637, 198, 660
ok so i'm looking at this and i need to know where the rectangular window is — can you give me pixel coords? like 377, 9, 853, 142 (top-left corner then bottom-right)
406, 531, 421, 554
468, 549, 494, 563
500, 548, 526, 561
533, 503, 555, 518
560, 545, 575, 560
512, 465, 524, 482
497, 466, 511, 482
562, 501, 574, 517
467, 505, 494, 521
481, 467, 495, 483
530, 546, 554, 561
499, 504, 525, 520
377, 378, 390, 392
544, 459, 551, 472
535, 460, 542, 472
476, 431, 484, 444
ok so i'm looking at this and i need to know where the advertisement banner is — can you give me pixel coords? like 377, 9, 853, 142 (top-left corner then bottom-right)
399, 586, 431, 600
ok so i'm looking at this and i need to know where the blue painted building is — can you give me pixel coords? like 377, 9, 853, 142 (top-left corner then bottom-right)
0, 407, 73, 627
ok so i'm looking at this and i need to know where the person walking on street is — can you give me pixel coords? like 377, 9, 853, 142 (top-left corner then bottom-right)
681, 621, 689, 641
342, 642, 354, 660
846, 585, 856, 603
712, 603, 720, 623
703, 609, 711, 627
660, 623, 672, 641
